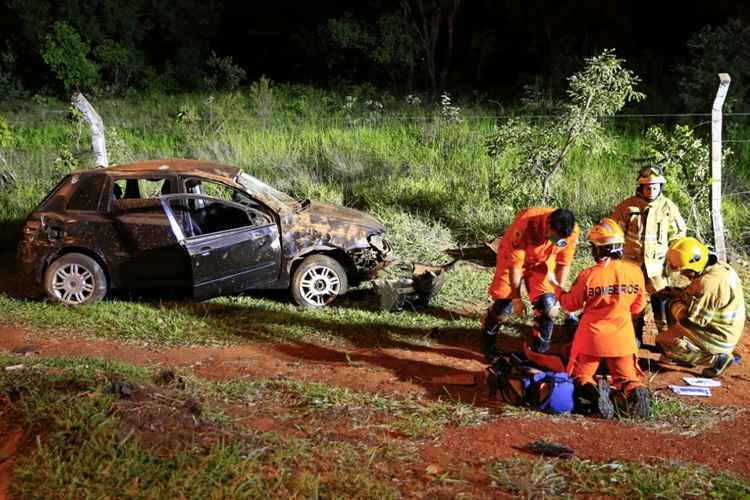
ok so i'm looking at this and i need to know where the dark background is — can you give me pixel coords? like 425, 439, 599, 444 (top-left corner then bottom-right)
1, 0, 748, 104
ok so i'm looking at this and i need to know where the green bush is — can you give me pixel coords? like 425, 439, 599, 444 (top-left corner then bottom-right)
41, 21, 100, 93
94, 40, 144, 92
677, 19, 750, 112
205, 52, 246, 91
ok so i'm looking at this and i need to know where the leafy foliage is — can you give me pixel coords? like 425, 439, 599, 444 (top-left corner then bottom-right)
0, 115, 12, 151
326, 10, 419, 91
486, 49, 645, 204
643, 124, 731, 238
677, 19, 750, 112
0, 114, 15, 186
94, 40, 144, 92
205, 52, 246, 91
41, 21, 100, 92
249, 76, 274, 127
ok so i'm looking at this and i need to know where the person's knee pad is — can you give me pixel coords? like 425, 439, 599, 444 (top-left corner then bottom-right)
532, 293, 557, 341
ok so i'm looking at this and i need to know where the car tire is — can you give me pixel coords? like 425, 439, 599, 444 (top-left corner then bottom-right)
291, 255, 348, 308
44, 253, 108, 306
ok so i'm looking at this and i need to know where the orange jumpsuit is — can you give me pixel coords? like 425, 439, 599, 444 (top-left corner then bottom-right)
557, 258, 646, 391
489, 208, 579, 301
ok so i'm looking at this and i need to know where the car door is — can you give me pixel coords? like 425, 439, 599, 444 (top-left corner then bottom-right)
105, 175, 189, 288
160, 194, 282, 300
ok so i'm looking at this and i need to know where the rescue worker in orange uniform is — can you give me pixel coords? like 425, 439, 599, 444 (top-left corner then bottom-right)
553, 218, 651, 419
481, 208, 578, 360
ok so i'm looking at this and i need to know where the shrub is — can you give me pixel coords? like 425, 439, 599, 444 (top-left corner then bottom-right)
486, 49, 645, 205
205, 52, 246, 91
41, 21, 100, 93
94, 40, 144, 92
249, 76, 274, 127
643, 124, 732, 240
676, 19, 750, 112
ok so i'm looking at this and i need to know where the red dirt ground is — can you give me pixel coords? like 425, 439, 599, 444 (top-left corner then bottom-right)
2, 321, 750, 493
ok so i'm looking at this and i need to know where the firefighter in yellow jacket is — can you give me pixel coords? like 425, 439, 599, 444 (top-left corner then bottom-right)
657, 237, 745, 377
612, 165, 687, 344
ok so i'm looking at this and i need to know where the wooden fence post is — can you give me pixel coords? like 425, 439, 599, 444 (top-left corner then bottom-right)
71, 92, 108, 167
711, 73, 730, 261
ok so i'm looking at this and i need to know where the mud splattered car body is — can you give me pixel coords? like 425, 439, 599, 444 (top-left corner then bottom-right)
17, 159, 393, 306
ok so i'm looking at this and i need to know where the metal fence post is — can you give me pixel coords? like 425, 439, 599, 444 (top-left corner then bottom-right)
711, 73, 730, 261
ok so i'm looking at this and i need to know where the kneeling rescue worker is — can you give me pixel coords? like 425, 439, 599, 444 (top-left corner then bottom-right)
554, 218, 651, 419
482, 208, 578, 360
656, 237, 745, 378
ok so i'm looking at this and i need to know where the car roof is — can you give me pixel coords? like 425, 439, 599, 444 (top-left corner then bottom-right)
74, 159, 242, 185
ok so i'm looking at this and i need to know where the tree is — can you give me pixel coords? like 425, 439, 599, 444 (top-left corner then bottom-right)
486, 49, 645, 204
326, 11, 418, 92
676, 19, 750, 112
403, 0, 462, 96
41, 21, 99, 92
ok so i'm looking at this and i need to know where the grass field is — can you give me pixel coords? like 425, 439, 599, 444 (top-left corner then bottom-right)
3, 354, 748, 498
3, 89, 750, 497
3, 88, 750, 248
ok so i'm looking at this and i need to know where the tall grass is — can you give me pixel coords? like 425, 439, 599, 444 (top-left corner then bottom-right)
2, 88, 749, 250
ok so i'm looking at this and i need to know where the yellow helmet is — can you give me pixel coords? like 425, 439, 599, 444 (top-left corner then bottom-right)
637, 165, 666, 185
666, 237, 709, 274
587, 218, 625, 246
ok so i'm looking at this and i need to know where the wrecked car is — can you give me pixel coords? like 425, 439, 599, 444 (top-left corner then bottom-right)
17, 159, 393, 307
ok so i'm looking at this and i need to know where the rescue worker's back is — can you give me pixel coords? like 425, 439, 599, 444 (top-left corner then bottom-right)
560, 259, 646, 358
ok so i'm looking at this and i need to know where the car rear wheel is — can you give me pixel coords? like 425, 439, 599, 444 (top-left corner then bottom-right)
291, 255, 348, 307
44, 253, 107, 305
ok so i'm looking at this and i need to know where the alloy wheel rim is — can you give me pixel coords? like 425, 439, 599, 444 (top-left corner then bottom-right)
52, 263, 95, 304
299, 265, 341, 306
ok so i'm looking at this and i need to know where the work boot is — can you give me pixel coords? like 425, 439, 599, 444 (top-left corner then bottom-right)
480, 331, 500, 363
628, 386, 651, 419
701, 352, 738, 378
596, 378, 615, 420
574, 383, 598, 415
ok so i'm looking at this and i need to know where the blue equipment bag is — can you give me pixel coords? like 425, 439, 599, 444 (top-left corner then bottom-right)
487, 353, 575, 414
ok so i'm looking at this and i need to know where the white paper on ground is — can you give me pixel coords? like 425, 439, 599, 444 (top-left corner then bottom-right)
683, 377, 722, 388
669, 385, 711, 397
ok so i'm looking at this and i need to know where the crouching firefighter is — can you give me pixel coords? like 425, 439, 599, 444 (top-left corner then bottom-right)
656, 237, 745, 378
481, 208, 579, 361
553, 218, 651, 419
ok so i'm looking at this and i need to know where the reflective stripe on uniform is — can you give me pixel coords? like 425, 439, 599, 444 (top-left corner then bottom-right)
686, 328, 737, 351
689, 305, 744, 326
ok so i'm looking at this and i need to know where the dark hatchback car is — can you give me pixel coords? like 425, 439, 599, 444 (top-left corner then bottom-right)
17, 159, 393, 307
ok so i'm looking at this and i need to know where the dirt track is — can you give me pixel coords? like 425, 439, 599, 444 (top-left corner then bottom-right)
2, 320, 750, 495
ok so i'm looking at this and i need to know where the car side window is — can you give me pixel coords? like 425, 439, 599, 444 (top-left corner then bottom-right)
183, 178, 256, 208
165, 196, 272, 239
67, 174, 106, 211
111, 177, 173, 212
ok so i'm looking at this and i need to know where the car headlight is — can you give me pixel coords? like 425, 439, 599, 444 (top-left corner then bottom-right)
368, 233, 393, 258
369, 234, 386, 252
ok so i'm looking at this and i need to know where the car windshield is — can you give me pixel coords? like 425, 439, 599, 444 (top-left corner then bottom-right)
236, 171, 296, 207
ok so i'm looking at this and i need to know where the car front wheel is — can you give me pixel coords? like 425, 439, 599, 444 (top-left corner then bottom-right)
291, 255, 348, 307
44, 253, 108, 305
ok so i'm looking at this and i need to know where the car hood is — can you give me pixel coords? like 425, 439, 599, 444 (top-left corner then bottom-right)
300, 201, 385, 234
